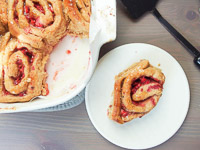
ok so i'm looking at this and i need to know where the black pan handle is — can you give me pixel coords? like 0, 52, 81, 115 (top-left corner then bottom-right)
152, 8, 200, 68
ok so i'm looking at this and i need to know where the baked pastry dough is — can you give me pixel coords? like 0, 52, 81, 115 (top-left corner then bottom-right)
107, 60, 165, 124
8, 0, 66, 50
0, 23, 6, 35
63, 0, 91, 38
0, 0, 8, 34
0, 32, 49, 103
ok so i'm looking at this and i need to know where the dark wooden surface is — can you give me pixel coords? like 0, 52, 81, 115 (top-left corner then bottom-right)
1, 0, 200, 149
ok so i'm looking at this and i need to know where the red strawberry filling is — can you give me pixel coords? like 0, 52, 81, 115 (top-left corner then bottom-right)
19, 48, 34, 64
147, 84, 161, 92
18, 91, 27, 97
24, 5, 29, 14
2, 70, 27, 97
23, 5, 44, 28
132, 100, 145, 107
10, 47, 34, 85
13, 59, 25, 85
131, 76, 161, 94
33, 2, 45, 14
130, 76, 162, 107
120, 109, 129, 117
150, 97, 156, 106
3, 88, 10, 96
14, 10, 18, 23
22, 3, 55, 28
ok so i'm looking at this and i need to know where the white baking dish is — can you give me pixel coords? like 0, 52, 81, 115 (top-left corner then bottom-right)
0, 0, 116, 113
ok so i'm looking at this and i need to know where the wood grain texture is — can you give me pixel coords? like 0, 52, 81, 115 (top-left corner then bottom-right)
0, 0, 200, 149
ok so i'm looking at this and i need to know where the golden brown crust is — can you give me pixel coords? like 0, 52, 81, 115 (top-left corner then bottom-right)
0, 33, 49, 103
63, 0, 91, 38
0, 32, 10, 52
0, 0, 8, 26
0, 0, 8, 35
108, 60, 165, 124
8, 0, 66, 50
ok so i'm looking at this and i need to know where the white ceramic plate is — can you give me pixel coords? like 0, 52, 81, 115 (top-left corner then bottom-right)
85, 43, 190, 149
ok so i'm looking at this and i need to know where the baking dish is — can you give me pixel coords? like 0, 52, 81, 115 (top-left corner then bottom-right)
0, 0, 116, 113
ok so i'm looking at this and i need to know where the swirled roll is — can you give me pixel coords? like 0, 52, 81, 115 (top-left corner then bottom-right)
107, 60, 165, 124
0, 0, 8, 34
63, 0, 91, 38
0, 32, 49, 103
8, 0, 66, 50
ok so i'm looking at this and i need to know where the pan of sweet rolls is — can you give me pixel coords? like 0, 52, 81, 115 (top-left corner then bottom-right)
0, 0, 91, 103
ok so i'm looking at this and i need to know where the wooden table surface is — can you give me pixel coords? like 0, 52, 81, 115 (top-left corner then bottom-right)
1, 0, 200, 149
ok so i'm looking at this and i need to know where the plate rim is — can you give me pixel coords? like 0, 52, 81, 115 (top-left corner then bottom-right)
85, 43, 190, 149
